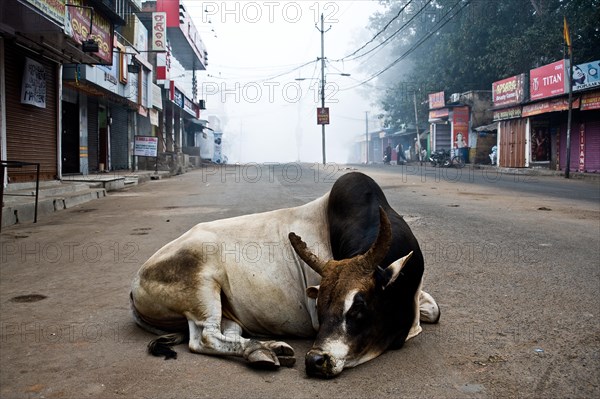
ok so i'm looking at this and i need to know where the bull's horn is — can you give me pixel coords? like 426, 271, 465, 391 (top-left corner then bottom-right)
363, 207, 392, 267
288, 232, 327, 276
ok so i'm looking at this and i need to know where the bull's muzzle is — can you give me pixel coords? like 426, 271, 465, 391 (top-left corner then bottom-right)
305, 350, 340, 378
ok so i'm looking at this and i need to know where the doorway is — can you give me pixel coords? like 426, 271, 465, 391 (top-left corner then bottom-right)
61, 101, 79, 174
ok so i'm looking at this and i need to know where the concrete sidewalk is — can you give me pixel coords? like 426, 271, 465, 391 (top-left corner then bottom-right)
1, 169, 172, 230
366, 161, 600, 181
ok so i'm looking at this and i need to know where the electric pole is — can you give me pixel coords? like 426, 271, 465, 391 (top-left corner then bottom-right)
365, 111, 369, 164
317, 14, 330, 165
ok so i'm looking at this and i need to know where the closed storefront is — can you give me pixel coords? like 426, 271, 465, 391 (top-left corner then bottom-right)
4, 41, 58, 181
498, 118, 527, 168
110, 105, 130, 170
87, 97, 99, 173
433, 123, 451, 151
559, 109, 600, 173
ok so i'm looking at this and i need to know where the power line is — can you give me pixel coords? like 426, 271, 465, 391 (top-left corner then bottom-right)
201, 59, 319, 86
339, 0, 469, 91
333, 0, 415, 62
333, 0, 434, 63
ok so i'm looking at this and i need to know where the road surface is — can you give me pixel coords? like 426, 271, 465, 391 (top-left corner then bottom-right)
1, 163, 598, 398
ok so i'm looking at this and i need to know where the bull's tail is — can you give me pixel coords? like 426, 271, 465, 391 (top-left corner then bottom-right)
130, 292, 188, 360
147, 333, 187, 360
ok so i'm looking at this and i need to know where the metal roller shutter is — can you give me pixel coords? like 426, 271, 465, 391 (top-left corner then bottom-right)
5, 41, 58, 181
87, 98, 99, 172
435, 124, 451, 150
583, 117, 600, 173
110, 105, 129, 170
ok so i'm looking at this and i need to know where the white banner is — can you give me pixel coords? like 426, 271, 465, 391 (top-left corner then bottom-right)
134, 136, 158, 157
21, 57, 47, 108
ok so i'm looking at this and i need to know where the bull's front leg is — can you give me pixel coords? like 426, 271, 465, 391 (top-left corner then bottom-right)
187, 319, 295, 368
186, 285, 295, 368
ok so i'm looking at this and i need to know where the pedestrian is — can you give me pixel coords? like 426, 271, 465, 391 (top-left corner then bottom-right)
396, 143, 407, 164
489, 145, 498, 165
384, 145, 392, 165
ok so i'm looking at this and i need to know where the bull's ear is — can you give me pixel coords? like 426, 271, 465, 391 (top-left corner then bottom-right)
306, 285, 320, 299
376, 251, 413, 290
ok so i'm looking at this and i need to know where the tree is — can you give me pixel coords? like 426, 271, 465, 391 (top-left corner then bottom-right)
368, 0, 600, 130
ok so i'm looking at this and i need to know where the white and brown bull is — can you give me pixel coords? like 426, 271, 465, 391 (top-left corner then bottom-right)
130, 172, 439, 378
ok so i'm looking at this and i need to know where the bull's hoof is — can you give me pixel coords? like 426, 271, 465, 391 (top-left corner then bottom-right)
247, 348, 279, 369
245, 340, 296, 369
277, 355, 296, 368
265, 341, 295, 367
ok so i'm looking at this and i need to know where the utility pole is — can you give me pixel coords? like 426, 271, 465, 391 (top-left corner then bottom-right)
413, 91, 422, 164
365, 111, 369, 163
317, 14, 330, 165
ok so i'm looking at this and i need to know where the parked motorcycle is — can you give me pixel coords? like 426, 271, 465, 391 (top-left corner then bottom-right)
429, 149, 465, 168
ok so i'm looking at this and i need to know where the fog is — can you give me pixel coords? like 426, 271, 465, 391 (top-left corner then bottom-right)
177, 1, 389, 164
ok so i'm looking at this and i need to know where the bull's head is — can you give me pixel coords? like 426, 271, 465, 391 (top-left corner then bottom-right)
289, 208, 413, 378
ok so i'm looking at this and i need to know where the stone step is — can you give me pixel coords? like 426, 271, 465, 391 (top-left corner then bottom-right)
1, 188, 106, 228
2, 182, 94, 204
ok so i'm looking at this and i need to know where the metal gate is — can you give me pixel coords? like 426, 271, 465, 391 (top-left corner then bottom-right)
499, 119, 527, 168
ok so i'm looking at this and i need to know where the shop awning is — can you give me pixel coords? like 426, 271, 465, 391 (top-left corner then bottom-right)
474, 122, 498, 132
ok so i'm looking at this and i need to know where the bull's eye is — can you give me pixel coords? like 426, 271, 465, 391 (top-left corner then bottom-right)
346, 293, 368, 324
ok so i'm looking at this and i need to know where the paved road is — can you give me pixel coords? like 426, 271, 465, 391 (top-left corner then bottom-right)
1, 163, 598, 398
372, 162, 600, 203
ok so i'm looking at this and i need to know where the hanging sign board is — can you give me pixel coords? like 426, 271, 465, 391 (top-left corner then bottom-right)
317, 107, 329, 125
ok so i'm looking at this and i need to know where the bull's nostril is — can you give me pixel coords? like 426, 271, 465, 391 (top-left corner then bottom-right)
306, 351, 333, 377
315, 354, 326, 367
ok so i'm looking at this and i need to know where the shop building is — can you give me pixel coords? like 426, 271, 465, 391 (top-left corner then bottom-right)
1, 0, 125, 182
492, 59, 600, 172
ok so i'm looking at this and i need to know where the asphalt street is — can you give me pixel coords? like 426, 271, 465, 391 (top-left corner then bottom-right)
0, 163, 598, 399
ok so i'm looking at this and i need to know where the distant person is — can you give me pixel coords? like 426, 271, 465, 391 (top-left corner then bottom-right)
384, 145, 392, 164
395, 143, 407, 164
489, 145, 498, 165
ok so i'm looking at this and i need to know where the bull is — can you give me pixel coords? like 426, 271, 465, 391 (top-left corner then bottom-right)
130, 172, 439, 377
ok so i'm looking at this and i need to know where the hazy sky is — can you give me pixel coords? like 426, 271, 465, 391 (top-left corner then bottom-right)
177, 1, 389, 163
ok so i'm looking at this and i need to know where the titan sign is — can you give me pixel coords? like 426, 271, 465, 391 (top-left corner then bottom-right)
530, 60, 567, 101
492, 74, 526, 106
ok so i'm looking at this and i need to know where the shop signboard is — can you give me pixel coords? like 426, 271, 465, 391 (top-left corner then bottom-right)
183, 96, 195, 116
492, 74, 526, 106
452, 106, 469, 148
23, 0, 65, 26
493, 106, 522, 121
428, 91, 445, 109
573, 60, 600, 92
66, 0, 113, 64
428, 108, 449, 121
522, 97, 580, 117
580, 90, 600, 111
530, 60, 567, 101
134, 136, 158, 157
152, 12, 167, 52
